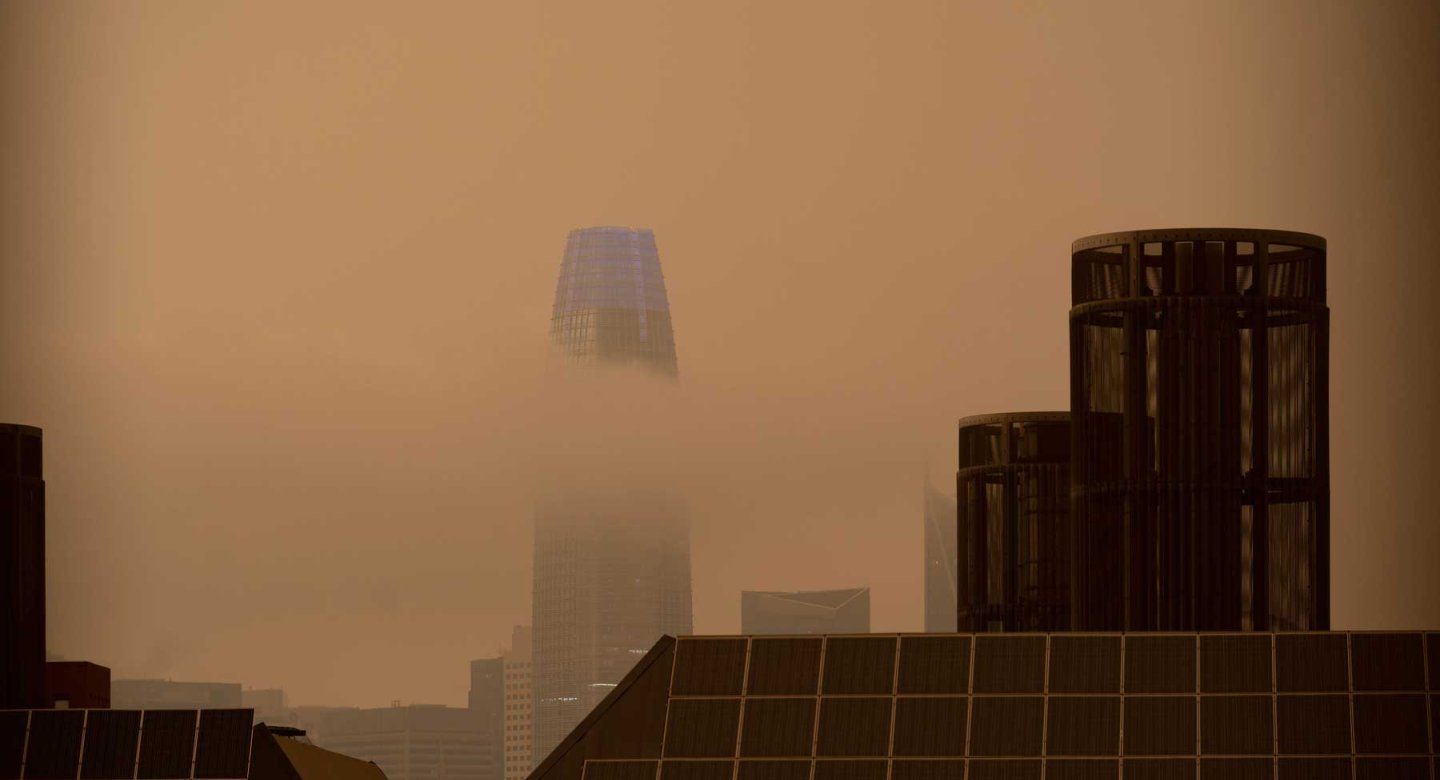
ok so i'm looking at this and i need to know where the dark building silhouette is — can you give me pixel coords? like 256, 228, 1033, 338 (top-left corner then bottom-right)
0, 707, 387, 780
550, 226, 678, 376
529, 632, 1438, 780
922, 483, 957, 633
1, 423, 45, 710
1070, 229, 1330, 632
469, 656, 505, 780
45, 661, 110, 709
740, 588, 869, 635
957, 412, 1071, 632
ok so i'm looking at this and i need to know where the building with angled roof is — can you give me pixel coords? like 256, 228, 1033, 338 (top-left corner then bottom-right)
740, 589, 870, 635
529, 631, 1439, 780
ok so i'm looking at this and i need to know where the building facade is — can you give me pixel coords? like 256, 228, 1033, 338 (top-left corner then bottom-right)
1070, 229, 1330, 632
923, 483, 958, 633
740, 589, 870, 635
110, 679, 243, 710
502, 627, 533, 780
316, 705, 493, 780
957, 412, 1071, 632
531, 632, 1439, 780
535, 227, 693, 757
533, 490, 692, 759
549, 226, 678, 376
1, 424, 45, 709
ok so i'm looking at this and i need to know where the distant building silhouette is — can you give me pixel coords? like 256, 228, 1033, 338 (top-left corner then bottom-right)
957, 412, 1071, 632
468, 657, 503, 780
549, 226, 678, 376
499, 627, 533, 780
1070, 229, 1330, 631
316, 705, 493, 780
741, 588, 870, 635
45, 661, 110, 709
922, 483, 957, 633
110, 678, 242, 710
1, 424, 45, 710
534, 228, 692, 757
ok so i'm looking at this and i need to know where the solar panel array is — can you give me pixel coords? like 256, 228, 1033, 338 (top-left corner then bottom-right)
0, 708, 253, 780
557, 633, 1439, 780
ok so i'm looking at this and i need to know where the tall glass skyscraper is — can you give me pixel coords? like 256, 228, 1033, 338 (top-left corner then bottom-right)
533, 227, 692, 757
549, 227, 678, 376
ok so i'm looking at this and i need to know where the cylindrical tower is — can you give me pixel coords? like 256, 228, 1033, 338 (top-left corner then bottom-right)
957, 412, 1071, 632
1, 423, 46, 708
1069, 228, 1329, 632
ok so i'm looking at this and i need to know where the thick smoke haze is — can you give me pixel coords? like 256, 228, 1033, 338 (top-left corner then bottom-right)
2, 1, 1438, 707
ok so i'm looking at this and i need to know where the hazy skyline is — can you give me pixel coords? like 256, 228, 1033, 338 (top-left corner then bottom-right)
1, 1, 1437, 708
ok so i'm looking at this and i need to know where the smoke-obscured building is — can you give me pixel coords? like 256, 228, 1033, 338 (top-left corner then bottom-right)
923, 482, 958, 633
110, 678, 243, 711
740, 589, 870, 635
1, 424, 46, 709
316, 705, 492, 780
500, 627, 533, 780
549, 226, 678, 377
534, 227, 693, 757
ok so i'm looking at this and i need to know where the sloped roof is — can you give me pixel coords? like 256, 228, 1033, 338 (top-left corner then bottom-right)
250, 723, 387, 780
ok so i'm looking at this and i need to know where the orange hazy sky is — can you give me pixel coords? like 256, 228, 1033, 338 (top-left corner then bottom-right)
1, 1, 1437, 707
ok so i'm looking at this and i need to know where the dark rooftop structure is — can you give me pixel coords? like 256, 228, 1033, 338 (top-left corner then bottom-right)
529, 632, 1438, 780
1, 424, 46, 710
0, 708, 387, 780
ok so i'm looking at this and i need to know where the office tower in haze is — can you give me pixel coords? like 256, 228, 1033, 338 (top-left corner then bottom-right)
550, 226, 678, 376
922, 482, 957, 632
534, 227, 693, 756
741, 588, 870, 635
501, 627, 533, 780
1070, 228, 1330, 631
1, 424, 45, 709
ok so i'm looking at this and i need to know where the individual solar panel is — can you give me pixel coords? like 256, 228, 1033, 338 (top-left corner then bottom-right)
0, 711, 28, 780
891, 697, 966, 757
821, 638, 895, 695
896, 636, 969, 694
664, 700, 741, 758
1121, 697, 1194, 756
1198, 758, 1270, 780
1199, 635, 1271, 693
23, 710, 83, 780
1354, 757, 1429, 780
811, 760, 885, 780
1276, 695, 1350, 754
193, 709, 252, 778
966, 759, 1040, 780
1123, 637, 1195, 694
1351, 634, 1426, 692
1432, 694, 1439, 759
890, 760, 965, 780
1199, 696, 1272, 755
1118, 759, 1194, 780
1352, 694, 1429, 755
968, 698, 1043, 757
137, 710, 197, 780
659, 761, 733, 780
1044, 759, 1117, 780
585, 761, 659, 780
740, 699, 814, 757
79, 710, 141, 780
673, 640, 748, 696
748, 640, 822, 696
1427, 633, 1438, 690
815, 699, 889, 757
1275, 634, 1347, 692
972, 636, 1045, 694
735, 761, 809, 780
1045, 697, 1120, 756
1049, 637, 1120, 694
1277, 758, 1350, 780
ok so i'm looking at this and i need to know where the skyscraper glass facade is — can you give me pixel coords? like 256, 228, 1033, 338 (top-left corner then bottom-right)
550, 227, 678, 376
